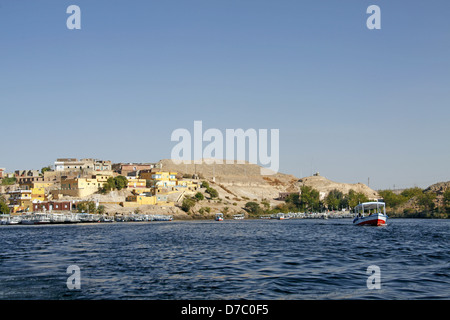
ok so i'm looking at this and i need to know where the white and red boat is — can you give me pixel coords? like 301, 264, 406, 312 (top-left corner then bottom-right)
352, 202, 387, 226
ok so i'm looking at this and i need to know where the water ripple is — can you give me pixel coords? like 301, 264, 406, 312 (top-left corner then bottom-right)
0, 219, 448, 299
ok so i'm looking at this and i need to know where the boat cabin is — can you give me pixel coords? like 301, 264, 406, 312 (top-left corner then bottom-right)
354, 202, 386, 217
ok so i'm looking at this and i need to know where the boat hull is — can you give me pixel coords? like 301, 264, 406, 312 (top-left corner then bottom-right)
353, 213, 387, 226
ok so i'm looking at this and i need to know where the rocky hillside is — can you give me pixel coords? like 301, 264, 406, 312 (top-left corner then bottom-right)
424, 181, 450, 207
424, 181, 450, 194
298, 175, 380, 200
158, 159, 300, 203
158, 159, 379, 207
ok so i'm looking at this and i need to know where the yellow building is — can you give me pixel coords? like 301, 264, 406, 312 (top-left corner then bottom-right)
140, 171, 177, 191
8, 190, 33, 213
31, 187, 47, 202
59, 177, 107, 198
21, 181, 55, 190
127, 178, 147, 189
122, 193, 173, 207
14, 182, 51, 203
176, 179, 199, 191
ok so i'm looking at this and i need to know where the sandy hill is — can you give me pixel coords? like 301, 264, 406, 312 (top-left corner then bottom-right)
158, 159, 379, 201
298, 175, 380, 200
158, 159, 299, 201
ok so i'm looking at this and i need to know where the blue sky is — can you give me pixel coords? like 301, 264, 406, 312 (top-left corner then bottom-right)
0, 0, 449, 190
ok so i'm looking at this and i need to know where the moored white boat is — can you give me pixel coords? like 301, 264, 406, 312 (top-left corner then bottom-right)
8, 217, 21, 225
353, 202, 387, 226
0, 215, 21, 225
152, 215, 173, 221
273, 212, 287, 220
21, 213, 51, 225
215, 213, 224, 221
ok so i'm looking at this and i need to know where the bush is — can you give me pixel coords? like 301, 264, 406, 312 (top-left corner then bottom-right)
114, 176, 128, 190
244, 202, 263, 215
101, 176, 129, 193
206, 187, 218, 199
77, 201, 97, 214
97, 205, 106, 215
1, 177, 16, 186
194, 192, 204, 201
201, 181, 210, 189
181, 197, 196, 212
0, 201, 10, 214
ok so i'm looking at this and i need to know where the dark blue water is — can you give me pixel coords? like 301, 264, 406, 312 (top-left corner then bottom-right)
0, 219, 448, 300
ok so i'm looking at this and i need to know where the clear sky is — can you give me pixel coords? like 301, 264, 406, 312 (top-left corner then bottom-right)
1, 0, 449, 190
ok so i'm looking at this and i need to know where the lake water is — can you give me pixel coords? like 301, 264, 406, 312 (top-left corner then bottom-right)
0, 219, 448, 300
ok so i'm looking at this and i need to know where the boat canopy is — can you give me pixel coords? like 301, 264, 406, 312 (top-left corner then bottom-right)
354, 202, 385, 212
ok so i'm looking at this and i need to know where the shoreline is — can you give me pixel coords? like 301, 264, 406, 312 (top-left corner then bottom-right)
1, 214, 447, 227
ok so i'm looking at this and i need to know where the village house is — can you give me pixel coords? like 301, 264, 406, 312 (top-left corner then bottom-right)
277, 192, 300, 201
126, 177, 147, 189
15, 170, 41, 185
7, 189, 32, 213
54, 158, 112, 172
33, 201, 73, 212
112, 163, 156, 176
56, 176, 109, 198
122, 193, 173, 207
175, 179, 199, 191
140, 171, 178, 191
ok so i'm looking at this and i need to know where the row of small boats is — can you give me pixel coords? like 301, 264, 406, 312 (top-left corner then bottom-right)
0, 213, 173, 225
3, 202, 387, 227
215, 201, 388, 226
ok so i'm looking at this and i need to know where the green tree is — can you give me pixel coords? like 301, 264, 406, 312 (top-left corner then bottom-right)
97, 205, 106, 215
201, 181, 210, 189
378, 190, 407, 209
300, 186, 320, 211
417, 192, 436, 211
0, 196, 9, 214
101, 177, 116, 193
114, 176, 128, 190
101, 176, 129, 193
194, 192, 204, 201
346, 190, 369, 209
1, 177, 16, 186
205, 187, 218, 199
400, 187, 423, 200
77, 201, 97, 214
40, 166, 52, 174
181, 197, 196, 213
285, 193, 301, 210
244, 201, 263, 215
325, 189, 343, 210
